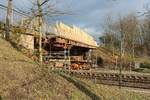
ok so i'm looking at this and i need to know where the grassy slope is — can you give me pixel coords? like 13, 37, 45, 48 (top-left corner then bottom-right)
85, 80, 150, 100
0, 38, 90, 100
58, 73, 150, 100
0, 37, 150, 100
94, 47, 116, 64
96, 46, 150, 73
75, 77, 150, 100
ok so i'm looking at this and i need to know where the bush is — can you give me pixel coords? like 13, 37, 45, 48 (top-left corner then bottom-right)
132, 68, 144, 72
140, 63, 150, 69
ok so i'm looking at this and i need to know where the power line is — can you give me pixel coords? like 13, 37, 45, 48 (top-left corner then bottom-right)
0, 4, 30, 17
40, 0, 50, 6
13, 5, 31, 15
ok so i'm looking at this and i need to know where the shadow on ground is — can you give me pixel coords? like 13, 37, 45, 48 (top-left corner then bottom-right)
59, 73, 101, 100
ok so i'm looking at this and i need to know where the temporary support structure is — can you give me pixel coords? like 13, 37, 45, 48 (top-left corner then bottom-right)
14, 20, 98, 70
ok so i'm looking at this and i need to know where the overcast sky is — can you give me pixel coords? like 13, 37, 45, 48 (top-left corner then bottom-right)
0, 0, 150, 41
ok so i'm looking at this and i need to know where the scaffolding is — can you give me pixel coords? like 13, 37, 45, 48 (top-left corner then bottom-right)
43, 49, 71, 70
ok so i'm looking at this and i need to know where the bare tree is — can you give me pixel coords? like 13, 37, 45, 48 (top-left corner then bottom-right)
5, 0, 13, 40
20, 0, 71, 64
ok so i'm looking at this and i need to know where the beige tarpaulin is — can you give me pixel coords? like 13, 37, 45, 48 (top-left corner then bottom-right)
52, 22, 97, 47
21, 18, 97, 47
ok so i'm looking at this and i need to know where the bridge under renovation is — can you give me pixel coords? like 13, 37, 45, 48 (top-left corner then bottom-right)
0, 6, 118, 70
33, 22, 98, 70
0, 17, 98, 70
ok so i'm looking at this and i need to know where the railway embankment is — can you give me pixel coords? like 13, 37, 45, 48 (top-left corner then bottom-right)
0, 37, 91, 99
0, 36, 150, 100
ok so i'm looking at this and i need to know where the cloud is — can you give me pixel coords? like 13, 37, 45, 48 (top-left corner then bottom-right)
0, 0, 149, 41
55, 0, 149, 40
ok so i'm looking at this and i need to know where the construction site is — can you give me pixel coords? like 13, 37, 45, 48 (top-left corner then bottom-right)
33, 21, 98, 70
1, 19, 99, 70
0, 0, 121, 71
0, 0, 150, 100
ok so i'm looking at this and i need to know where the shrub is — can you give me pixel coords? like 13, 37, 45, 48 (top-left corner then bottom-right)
140, 62, 150, 69
132, 68, 144, 72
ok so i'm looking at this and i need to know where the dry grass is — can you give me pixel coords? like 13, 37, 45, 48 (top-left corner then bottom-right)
0, 37, 90, 100
75, 77, 150, 100
1, 37, 149, 100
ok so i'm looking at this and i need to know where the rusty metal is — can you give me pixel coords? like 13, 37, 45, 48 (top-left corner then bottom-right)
61, 70, 150, 89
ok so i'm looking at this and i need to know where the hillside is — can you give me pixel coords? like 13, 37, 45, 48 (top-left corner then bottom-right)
94, 46, 150, 72
96, 47, 117, 63
0, 37, 150, 100
0, 37, 90, 100
92, 47, 118, 69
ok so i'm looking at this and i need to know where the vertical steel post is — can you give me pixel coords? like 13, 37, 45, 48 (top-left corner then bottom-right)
119, 16, 124, 89
89, 49, 92, 69
68, 49, 70, 71
64, 49, 67, 70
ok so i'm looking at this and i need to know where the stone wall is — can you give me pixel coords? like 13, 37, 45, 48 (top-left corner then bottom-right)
19, 34, 34, 50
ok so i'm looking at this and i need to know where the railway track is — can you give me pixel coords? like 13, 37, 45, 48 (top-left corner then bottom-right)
60, 70, 150, 89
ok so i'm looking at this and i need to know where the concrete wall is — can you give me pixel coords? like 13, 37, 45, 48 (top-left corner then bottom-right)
19, 34, 34, 50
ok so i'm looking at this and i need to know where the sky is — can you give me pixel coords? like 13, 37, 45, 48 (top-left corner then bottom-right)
0, 0, 150, 41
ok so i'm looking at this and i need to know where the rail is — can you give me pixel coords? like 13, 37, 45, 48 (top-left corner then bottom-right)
59, 70, 150, 89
